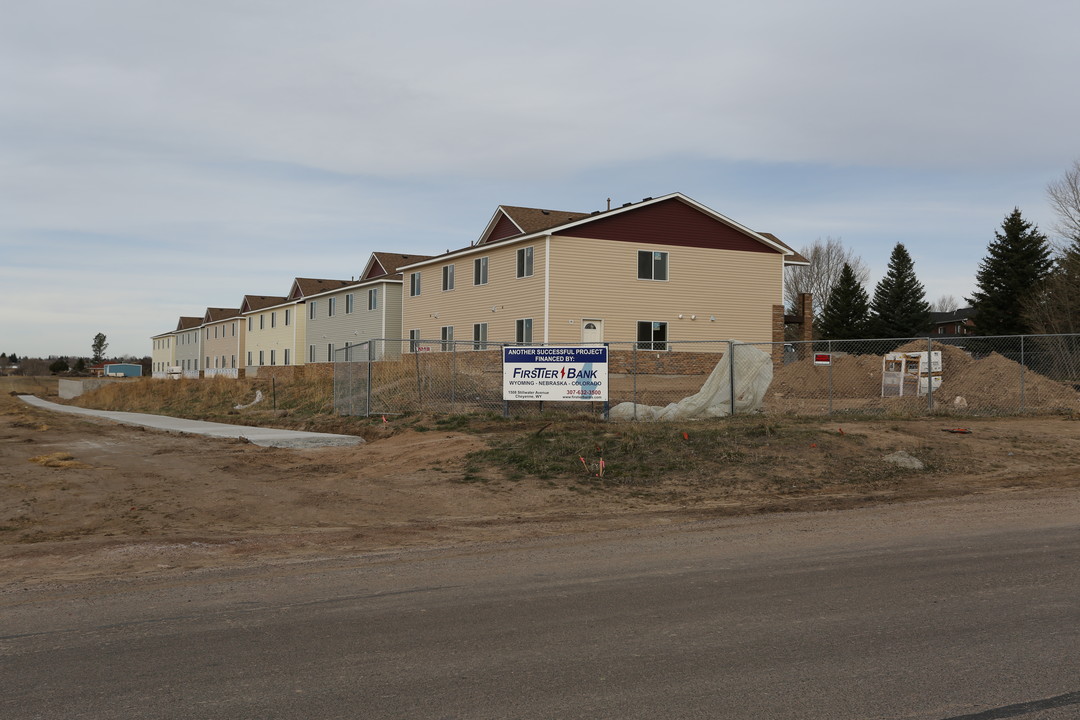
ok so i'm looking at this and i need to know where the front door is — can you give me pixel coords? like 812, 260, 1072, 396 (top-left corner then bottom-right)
581, 319, 603, 344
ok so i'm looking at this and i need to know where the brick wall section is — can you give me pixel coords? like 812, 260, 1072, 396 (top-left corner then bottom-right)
772, 304, 785, 367
797, 293, 813, 342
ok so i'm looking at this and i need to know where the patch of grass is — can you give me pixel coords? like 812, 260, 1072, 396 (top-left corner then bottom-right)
28, 452, 90, 469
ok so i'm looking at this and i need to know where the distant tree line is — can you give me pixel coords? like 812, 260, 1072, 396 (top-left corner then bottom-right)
788, 160, 1080, 343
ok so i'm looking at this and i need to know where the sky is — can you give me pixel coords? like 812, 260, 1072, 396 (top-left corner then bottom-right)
3, 0, 1079, 358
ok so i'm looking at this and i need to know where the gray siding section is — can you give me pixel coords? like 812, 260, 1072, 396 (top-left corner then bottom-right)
305, 281, 403, 363
174, 329, 202, 372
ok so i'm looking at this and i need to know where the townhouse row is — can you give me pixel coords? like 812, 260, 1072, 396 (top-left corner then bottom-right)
150, 193, 811, 379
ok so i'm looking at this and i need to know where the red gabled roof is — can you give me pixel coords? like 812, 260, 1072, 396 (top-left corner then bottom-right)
477, 205, 591, 245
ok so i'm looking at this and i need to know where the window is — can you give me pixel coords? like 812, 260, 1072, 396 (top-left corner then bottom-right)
637, 250, 668, 281
409, 329, 420, 353
327, 343, 335, 362
441, 326, 454, 351
259, 350, 265, 366
232, 322, 236, 336
247, 351, 252, 366
368, 288, 378, 310
271, 311, 277, 328
259, 314, 265, 330
637, 321, 668, 350
270, 349, 276, 365
410, 272, 421, 296
284, 309, 291, 326
309, 301, 317, 320
328, 298, 336, 317
515, 318, 533, 344
206, 356, 210, 368
309, 345, 316, 363
442, 264, 455, 291
344, 343, 353, 362
474, 256, 488, 285
516, 247, 534, 278
346, 294, 355, 314
231, 355, 236, 368
473, 323, 487, 350
283, 348, 290, 365
248, 317, 253, 332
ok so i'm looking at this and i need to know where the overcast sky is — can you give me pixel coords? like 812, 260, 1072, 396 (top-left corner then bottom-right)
3, 0, 1079, 358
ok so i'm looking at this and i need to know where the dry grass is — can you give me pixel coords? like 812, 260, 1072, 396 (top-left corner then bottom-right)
28, 452, 91, 469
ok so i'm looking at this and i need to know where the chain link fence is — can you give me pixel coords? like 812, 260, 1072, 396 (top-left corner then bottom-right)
333, 335, 1080, 418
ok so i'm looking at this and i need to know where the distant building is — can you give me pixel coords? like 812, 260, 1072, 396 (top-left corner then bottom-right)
930, 307, 975, 336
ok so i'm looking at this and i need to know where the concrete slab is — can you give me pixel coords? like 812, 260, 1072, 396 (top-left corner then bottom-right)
18, 396, 365, 449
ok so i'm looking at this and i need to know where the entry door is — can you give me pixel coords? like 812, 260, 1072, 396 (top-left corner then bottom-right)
581, 319, 604, 344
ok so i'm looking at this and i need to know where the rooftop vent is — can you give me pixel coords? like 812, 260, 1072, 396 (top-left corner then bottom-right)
622, 202, 632, 208
642, 197, 653, 201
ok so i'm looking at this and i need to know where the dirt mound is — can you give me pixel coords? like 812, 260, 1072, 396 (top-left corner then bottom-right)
768, 341, 1079, 412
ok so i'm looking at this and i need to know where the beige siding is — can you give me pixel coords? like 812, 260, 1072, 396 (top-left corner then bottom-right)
243, 302, 306, 367
401, 240, 547, 347
202, 319, 244, 374
547, 236, 782, 345
150, 335, 176, 376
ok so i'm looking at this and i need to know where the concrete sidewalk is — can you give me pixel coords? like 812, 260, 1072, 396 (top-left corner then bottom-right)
18, 396, 365, 449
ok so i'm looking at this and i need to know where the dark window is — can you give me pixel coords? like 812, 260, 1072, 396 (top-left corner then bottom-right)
516, 247, 533, 278
637, 250, 668, 281
637, 321, 668, 350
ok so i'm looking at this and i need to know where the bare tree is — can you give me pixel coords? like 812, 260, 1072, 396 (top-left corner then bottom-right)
933, 294, 960, 313
1047, 159, 1080, 243
784, 237, 869, 317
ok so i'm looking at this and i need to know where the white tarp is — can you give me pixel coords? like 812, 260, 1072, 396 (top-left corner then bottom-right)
609, 342, 773, 421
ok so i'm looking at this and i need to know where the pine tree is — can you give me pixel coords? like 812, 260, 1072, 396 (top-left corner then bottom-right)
869, 243, 931, 338
967, 208, 1052, 336
817, 263, 871, 340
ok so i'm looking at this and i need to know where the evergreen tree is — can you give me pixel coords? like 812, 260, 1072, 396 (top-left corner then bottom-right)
73, 357, 87, 373
49, 358, 70, 374
91, 333, 109, 363
869, 243, 931, 337
817, 263, 871, 340
967, 208, 1052, 336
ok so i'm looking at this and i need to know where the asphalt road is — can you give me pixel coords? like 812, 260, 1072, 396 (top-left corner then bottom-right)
3, 492, 1080, 719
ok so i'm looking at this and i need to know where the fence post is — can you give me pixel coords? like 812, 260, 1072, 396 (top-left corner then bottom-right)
365, 341, 373, 417
827, 339, 833, 415
633, 342, 639, 420
1020, 335, 1026, 413
414, 345, 423, 412
728, 341, 736, 416
451, 341, 457, 414
927, 337, 934, 414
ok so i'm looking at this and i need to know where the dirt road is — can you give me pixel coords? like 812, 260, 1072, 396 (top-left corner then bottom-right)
4, 376, 1080, 586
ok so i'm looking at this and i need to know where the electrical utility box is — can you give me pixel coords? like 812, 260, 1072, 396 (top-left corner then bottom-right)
881, 351, 942, 397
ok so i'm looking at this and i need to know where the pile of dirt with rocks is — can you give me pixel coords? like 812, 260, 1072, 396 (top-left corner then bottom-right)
767, 340, 1079, 412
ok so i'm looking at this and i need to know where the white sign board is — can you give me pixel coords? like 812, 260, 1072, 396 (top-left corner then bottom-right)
503, 346, 608, 402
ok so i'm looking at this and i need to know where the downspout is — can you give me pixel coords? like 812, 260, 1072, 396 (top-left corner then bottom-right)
544, 234, 551, 343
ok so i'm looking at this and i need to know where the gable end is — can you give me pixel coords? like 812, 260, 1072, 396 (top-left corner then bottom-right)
552, 197, 779, 254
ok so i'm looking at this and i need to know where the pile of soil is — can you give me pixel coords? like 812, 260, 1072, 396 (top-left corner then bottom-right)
767, 340, 1080, 412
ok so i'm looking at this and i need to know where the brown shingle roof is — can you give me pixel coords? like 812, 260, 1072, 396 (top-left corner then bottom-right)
291, 278, 353, 299
498, 206, 591, 236
369, 253, 434, 278
241, 295, 287, 313
758, 232, 810, 264
176, 316, 202, 331
204, 307, 240, 323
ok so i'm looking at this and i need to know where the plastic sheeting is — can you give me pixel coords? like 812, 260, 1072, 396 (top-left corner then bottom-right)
609, 342, 773, 421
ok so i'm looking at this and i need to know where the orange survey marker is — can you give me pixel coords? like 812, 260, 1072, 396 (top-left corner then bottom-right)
941, 428, 972, 434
